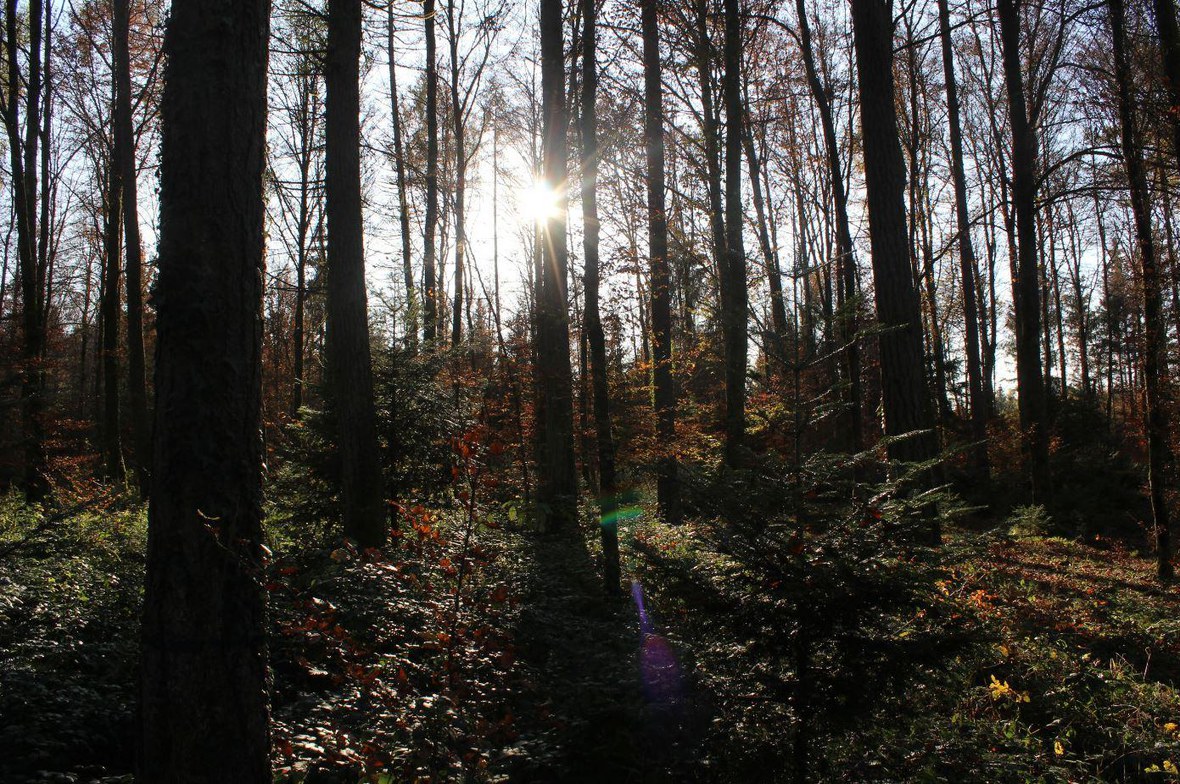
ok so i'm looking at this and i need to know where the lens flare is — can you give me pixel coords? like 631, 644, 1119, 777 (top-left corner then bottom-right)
520, 180, 562, 224
631, 580, 683, 707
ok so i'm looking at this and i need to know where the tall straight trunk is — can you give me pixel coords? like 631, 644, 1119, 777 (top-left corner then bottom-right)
1161, 175, 1180, 346
535, 0, 578, 530
1048, 220, 1068, 396
997, 0, 1051, 503
1065, 201, 1093, 398
849, 0, 940, 477
423, 0, 439, 344
582, 0, 620, 589
293, 228, 306, 415
37, 0, 51, 343
101, 160, 124, 482
139, 0, 272, 778
694, 0, 727, 302
643, 0, 681, 522
4, 0, 49, 501
325, 0, 386, 547
1110, 0, 1173, 579
1098, 198, 1114, 421
1037, 215, 1054, 392
796, 0, 862, 451
447, 0, 466, 345
289, 59, 320, 418
937, 0, 988, 474
1153, 0, 1180, 174
720, 0, 747, 465
113, 0, 150, 492
389, 4, 417, 349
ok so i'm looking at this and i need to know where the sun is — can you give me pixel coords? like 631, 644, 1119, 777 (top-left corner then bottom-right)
520, 180, 562, 224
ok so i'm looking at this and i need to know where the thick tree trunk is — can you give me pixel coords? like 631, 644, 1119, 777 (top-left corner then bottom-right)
849, 0, 940, 483
389, 4, 417, 350
423, 0, 439, 344
720, 0, 748, 465
325, 0, 386, 547
997, 0, 1052, 503
4, 0, 49, 501
938, 0, 988, 475
1153, 0, 1180, 174
643, 0, 681, 523
1111, 0, 1173, 579
582, 0, 620, 589
535, 0, 578, 530
113, 0, 150, 493
139, 0, 272, 778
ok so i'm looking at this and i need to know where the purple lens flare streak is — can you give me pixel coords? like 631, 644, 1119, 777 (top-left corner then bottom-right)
631, 580, 683, 707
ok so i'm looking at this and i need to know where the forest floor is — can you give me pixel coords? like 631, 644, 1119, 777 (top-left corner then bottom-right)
1, 491, 1180, 782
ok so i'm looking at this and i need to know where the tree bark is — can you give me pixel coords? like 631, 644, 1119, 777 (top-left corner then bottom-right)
582, 0, 620, 589
796, 0, 862, 452
388, 3, 417, 350
3, 0, 50, 501
101, 157, 124, 483
113, 0, 150, 493
643, 0, 681, 522
997, 0, 1052, 503
694, 0, 727, 321
849, 0, 940, 478
325, 0, 386, 547
423, 0, 439, 344
1153, 0, 1180, 175
721, 0, 748, 465
937, 0, 988, 475
447, 0, 466, 345
139, 0, 272, 777
1110, 0, 1173, 579
535, 0, 578, 530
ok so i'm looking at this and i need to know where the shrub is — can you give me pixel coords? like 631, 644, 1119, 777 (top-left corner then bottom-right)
270, 348, 464, 543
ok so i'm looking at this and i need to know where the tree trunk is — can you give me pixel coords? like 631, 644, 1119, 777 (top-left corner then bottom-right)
720, 0, 748, 465
582, 0, 620, 589
796, 0, 862, 452
447, 0, 466, 346
325, 0, 386, 547
139, 0, 272, 777
423, 0, 439, 344
101, 159, 124, 483
4, 0, 49, 501
1153, 0, 1180, 175
694, 0, 727, 324
997, 0, 1052, 503
1110, 0, 1173, 579
936, 0, 988, 476
389, 4, 417, 350
535, 0, 578, 530
643, 0, 681, 522
113, 0, 150, 493
849, 0, 940, 487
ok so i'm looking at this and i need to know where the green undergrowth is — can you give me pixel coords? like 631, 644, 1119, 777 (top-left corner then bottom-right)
1, 485, 1179, 782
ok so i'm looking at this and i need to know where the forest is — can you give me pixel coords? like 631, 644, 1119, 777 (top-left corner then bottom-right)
2, 0, 1180, 779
